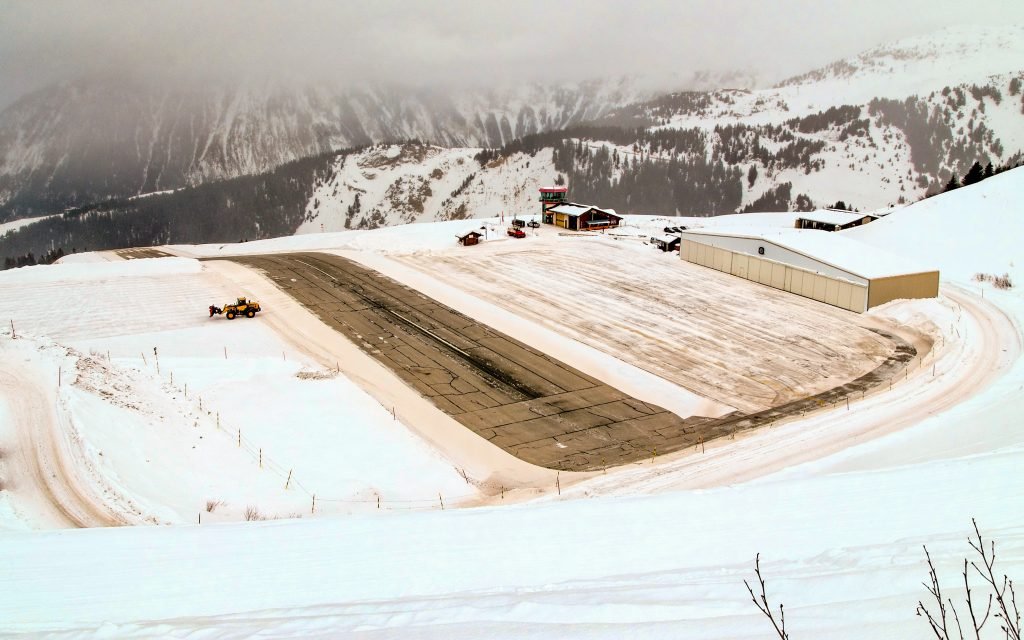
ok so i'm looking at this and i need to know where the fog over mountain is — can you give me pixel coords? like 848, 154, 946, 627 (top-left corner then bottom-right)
4, 0, 1024, 108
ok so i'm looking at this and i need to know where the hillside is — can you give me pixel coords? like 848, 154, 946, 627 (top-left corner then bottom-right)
0, 166, 1021, 638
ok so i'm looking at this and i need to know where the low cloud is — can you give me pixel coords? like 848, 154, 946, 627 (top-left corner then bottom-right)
2, 0, 1023, 107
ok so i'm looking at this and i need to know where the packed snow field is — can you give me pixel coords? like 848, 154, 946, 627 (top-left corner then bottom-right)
0, 170, 1022, 637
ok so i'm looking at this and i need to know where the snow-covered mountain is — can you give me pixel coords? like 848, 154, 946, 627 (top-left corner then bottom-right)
0, 77, 651, 220
3, 24, 1024, 259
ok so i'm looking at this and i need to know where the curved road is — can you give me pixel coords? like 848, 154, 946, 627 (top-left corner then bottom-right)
556, 286, 1020, 496
0, 362, 123, 528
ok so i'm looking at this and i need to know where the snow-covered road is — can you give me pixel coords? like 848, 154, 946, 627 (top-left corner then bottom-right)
0, 351, 124, 528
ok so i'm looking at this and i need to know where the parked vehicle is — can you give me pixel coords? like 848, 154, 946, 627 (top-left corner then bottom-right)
507, 227, 526, 238
526, 220, 540, 228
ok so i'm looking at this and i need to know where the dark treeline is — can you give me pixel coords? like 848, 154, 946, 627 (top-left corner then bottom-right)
869, 93, 1003, 188
1, 148, 348, 269
551, 139, 743, 215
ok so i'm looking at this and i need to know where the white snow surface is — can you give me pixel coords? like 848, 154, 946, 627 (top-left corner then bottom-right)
1, 169, 1024, 637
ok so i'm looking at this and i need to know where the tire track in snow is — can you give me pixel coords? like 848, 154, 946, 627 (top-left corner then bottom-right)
0, 363, 123, 528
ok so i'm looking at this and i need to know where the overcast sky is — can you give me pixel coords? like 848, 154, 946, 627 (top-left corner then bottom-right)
3, 0, 1024, 108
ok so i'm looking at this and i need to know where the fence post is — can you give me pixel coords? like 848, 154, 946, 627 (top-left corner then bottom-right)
285, 469, 292, 490
259, 448, 262, 469
311, 494, 316, 514
224, 346, 227, 359
556, 472, 560, 495
58, 367, 61, 387
238, 428, 241, 447
439, 493, 445, 510
10, 319, 15, 338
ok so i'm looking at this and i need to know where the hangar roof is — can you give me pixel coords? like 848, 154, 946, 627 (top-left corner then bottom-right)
679, 228, 939, 281
796, 210, 875, 226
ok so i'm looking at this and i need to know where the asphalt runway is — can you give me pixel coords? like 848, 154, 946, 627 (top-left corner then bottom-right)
225, 252, 720, 471
222, 252, 916, 471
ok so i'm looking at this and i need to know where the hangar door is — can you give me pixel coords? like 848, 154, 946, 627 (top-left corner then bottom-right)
682, 239, 868, 313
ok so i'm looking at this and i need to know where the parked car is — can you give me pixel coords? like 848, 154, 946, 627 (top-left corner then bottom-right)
511, 219, 526, 228
507, 227, 526, 238
526, 220, 540, 228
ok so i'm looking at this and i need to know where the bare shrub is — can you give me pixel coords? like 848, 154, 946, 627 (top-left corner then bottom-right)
205, 499, 223, 513
917, 519, 1020, 639
295, 369, 339, 380
973, 273, 1014, 290
243, 505, 265, 521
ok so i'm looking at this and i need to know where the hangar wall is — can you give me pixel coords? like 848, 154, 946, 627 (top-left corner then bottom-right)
679, 233, 869, 284
682, 239, 869, 313
867, 271, 940, 309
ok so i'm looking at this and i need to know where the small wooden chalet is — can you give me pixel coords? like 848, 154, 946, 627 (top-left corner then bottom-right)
795, 210, 876, 232
546, 203, 622, 231
457, 230, 483, 246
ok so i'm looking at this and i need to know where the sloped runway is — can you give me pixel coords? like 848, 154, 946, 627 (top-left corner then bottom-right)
222, 252, 916, 472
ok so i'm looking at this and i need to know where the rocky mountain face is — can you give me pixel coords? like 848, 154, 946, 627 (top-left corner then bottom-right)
0, 77, 649, 221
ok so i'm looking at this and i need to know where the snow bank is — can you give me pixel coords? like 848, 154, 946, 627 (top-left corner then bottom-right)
0, 256, 200, 284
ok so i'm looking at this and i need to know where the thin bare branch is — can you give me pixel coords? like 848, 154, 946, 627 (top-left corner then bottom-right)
744, 553, 789, 640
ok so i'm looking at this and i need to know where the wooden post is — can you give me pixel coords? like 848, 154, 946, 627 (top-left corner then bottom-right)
170, 371, 173, 385
237, 428, 240, 447
184, 383, 187, 398
141, 352, 147, 366
198, 512, 201, 525
285, 469, 292, 490
846, 396, 850, 411
224, 346, 227, 359
107, 350, 111, 361
933, 363, 936, 377
199, 396, 202, 411
392, 407, 396, 421
311, 494, 316, 514
10, 319, 14, 338
58, 367, 61, 387
283, 351, 286, 361
439, 493, 445, 510
259, 448, 262, 469
377, 494, 380, 509
556, 472, 560, 495
217, 412, 220, 428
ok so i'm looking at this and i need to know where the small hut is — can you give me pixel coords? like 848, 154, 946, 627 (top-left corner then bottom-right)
457, 230, 483, 246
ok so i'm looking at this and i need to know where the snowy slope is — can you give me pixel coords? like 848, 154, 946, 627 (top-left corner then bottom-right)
845, 166, 1024, 281
297, 143, 558, 231
0, 100, 1023, 640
